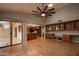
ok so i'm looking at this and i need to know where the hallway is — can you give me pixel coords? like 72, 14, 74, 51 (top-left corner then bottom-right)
0, 39, 79, 56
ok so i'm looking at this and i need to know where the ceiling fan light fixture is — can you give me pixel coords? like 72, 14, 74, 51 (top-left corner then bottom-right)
32, 3, 55, 17
41, 13, 45, 16
48, 4, 53, 7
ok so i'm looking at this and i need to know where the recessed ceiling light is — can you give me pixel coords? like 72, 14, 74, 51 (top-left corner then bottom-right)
48, 4, 53, 7
41, 13, 45, 16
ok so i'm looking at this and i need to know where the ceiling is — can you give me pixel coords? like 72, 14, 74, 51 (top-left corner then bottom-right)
0, 3, 69, 14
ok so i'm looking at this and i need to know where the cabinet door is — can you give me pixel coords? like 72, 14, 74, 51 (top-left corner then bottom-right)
46, 25, 52, 32
46, 34, 54, 39
52, 24, 56, 31
63, 35, 70, 42
75, 21, 79, 31
64, 22, 74, 31
46, 25, 49, 32
59, 23, 64, 31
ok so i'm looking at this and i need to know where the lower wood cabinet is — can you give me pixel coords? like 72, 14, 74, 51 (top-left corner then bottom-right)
63, 35, 71, 42
63, 35, 79, 42
46, 33, 55, 39
27, 33, 37, 40
75, 21, 79, 31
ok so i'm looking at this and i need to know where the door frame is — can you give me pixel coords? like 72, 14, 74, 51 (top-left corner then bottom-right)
0, 19, 23, 48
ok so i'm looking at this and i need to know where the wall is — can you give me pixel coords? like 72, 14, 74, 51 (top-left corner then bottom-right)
45, 4, 79, 37
0, 13, 44, 43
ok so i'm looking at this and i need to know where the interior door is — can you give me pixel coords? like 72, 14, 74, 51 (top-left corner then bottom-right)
0, 21, 11, 47
12, 22, 23, 45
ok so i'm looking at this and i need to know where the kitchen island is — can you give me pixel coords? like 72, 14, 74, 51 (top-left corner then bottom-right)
27, 33, 37, 40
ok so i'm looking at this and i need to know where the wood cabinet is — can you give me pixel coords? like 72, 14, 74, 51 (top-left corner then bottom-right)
45, 19, 79, 32
46, 33, 55, 39
27, 33, 37, 40
75, 21, 79, 31
46, 23, 65, 31
46, 24, 52, 32
52, 24, 56, 31
63, 35, 79, 42
59, 23, 64, 31
63, 35, 71, 42
64, 22, 74, 31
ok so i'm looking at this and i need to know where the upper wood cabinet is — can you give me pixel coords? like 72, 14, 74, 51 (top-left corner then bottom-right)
46, 24, 52, 32
46, 23, 65, 31
52, 24, 56, 31
45, 19, 79, 32
52, 23, 65, 31
59, 23, 64, 31
64, 21, 74, 31
75, 21, 79, 31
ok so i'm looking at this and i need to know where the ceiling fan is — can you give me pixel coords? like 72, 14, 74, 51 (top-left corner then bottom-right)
32, 3, 55, 17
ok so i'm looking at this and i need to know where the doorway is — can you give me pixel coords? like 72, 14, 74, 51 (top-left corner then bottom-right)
0, 20, 23, 48
27, 23, 41, 40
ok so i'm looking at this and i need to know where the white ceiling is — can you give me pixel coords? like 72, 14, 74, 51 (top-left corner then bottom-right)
0, 3, 69, 14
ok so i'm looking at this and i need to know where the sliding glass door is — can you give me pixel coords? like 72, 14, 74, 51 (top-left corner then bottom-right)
0, 20, 23, 47
12, 22, 23, 45
0, 21, 11, 47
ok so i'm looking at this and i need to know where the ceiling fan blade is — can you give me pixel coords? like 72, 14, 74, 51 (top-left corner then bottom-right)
49, 12, 55, 14
43, 6, 48, 11
46, 11, 55, 14
48, 14, 52, 16
37, 7, 42, 12
47, 8, 55, 12
46, 11, 55, 16
32, 10, 39, 13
